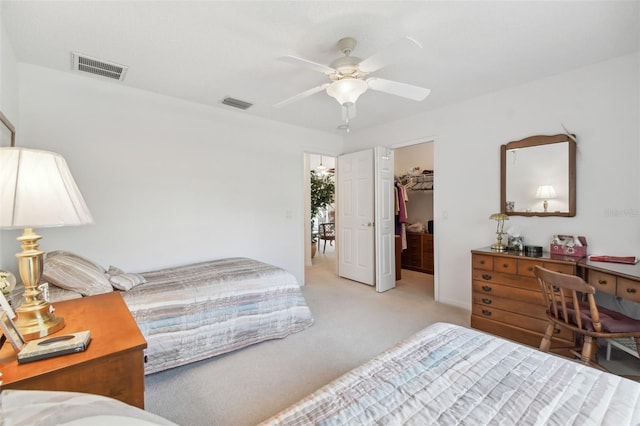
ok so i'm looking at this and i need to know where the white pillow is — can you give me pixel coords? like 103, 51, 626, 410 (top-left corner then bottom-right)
106, 265, 146, 291
42, 251, 112, 296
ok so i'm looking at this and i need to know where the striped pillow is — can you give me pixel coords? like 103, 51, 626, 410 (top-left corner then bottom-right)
106, 266, 146, 291
43, 251, 112, 296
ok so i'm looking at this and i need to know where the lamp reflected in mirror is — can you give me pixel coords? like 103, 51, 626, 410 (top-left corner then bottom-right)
536, 185, 556, 212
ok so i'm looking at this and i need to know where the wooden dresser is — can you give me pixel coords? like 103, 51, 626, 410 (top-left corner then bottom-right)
402, 232, 434, 274
470, 247, 579, 350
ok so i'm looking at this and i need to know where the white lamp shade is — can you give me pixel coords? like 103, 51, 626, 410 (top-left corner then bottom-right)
535, 185, 556, 199
326, 78, 368, 106
0, 147, 93, 229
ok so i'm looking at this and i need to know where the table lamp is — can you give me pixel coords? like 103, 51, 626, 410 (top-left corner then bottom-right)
0, 147, 93, 340
489, 213, 509, 252
536, 185, 556, 212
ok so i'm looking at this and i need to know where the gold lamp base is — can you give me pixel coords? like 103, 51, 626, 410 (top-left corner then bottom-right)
14, 301, 65, 340
491, 243, 507, 252
13, 228, 65, 340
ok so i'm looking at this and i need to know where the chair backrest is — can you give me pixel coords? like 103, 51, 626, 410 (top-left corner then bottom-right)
534, 266, 601, 333
320, 222, 335, 237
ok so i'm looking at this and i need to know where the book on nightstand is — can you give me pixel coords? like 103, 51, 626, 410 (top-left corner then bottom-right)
17, 330, 91, 364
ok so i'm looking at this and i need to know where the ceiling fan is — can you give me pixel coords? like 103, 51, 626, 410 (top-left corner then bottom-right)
274, 36, 431, 127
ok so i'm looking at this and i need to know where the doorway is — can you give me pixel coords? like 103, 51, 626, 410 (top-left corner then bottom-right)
304, 143, 436, 299
393, 141, 435, 294
307, 153, 336, 271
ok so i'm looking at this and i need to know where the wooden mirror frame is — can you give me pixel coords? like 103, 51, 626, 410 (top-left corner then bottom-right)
500, 134, 576, 217
0, 111, 16, 147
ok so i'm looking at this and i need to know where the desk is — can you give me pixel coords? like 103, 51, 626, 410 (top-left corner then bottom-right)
579, 258, 640, 318
0, 292, 147, 408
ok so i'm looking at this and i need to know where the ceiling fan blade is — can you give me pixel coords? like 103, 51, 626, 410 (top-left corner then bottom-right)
358, 37, 422, 74
367, 77, 430, 101
278, 56, 335, 75
273, 84, 329, 108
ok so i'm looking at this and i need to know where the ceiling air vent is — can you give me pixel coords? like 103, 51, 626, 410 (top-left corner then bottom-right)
72, 52, 128, 81
221, 97, 253, 110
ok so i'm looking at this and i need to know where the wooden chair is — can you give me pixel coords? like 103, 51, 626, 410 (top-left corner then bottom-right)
318, 222, 335, 253
534, 266, 640, 370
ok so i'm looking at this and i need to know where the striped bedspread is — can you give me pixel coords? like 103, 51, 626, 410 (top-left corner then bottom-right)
261, 322, 640, 425
121, 257, 313, 375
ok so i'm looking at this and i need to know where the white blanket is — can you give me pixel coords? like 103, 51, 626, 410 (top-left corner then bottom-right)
261, 322, 640, 425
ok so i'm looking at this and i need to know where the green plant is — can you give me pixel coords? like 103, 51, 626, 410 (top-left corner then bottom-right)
310, 171, 335, 241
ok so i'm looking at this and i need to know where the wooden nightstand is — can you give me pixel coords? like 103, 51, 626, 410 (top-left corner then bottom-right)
0, 292, 147, 408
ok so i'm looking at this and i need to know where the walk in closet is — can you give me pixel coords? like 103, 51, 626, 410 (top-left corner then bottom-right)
394, 143, 434, 277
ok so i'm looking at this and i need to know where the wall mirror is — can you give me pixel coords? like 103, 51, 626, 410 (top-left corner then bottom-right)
501, 134, 576, 217
0, 111, 16, 147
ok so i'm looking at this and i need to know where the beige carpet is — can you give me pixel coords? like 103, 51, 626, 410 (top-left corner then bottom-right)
144, 249, 469, 425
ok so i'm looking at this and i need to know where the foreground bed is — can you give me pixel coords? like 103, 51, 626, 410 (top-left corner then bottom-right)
0, 390, 179, 425
44, 253, 314, 375
260, 322, 640, 425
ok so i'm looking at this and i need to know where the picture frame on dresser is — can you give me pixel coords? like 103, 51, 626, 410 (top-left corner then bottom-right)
0, 311, 25, 352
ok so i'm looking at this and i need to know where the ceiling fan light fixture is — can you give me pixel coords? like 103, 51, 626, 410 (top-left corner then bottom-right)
316, 155, 328, 175
326, 78, 368, 106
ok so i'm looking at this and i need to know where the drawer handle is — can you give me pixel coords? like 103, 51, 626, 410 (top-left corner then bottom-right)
527, 266, 534, 272
626, 288, 637, 294
482, 298, 492, 305
554, 328, 561, 335
553, 286, 560, 293
502, 263, 509, 269
482, 274, 492, 280
482, 285, 492, 292
598, 279, 608, 285
482, 309, 492, 316
479, 260, 485, 265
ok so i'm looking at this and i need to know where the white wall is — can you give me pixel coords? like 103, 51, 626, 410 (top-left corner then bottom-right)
0, 7, 20, 123
0, 14, 20, 272
0, 64, 342, 284
348, 52, 640, 310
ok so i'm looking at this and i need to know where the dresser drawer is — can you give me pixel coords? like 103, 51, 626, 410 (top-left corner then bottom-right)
473, 280, 544, 304
543, 262, 575, 275
471, 305, 574, 341
493, 257, 517, 274
472, 290, 547, 319
472, 254, 493, 271
471, 315, 574, 349
617, 278, 640, 303
518, 259, 575, 278
472, 269, 540, 291
518, 259, 543, 277
588, 270, 616, 295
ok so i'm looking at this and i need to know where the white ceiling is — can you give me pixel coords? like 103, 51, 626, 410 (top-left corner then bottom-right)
3, 1, 638, 135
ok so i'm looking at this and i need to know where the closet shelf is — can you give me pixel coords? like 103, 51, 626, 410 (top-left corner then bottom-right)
398, 173, 434, 191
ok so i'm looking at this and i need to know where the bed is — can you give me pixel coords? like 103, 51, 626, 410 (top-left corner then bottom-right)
42, 252, 314, 375
0, 389, 179, 425
260, 322, 640, 425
